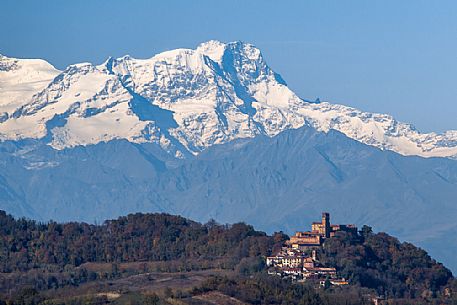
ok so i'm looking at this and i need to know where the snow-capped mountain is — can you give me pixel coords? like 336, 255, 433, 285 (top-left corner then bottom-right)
1, 41, 457, 158
2, 41, 457, 272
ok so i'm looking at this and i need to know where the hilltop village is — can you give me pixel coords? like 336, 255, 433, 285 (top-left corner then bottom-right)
267, 213, 357, 286
0, 210, 454, 304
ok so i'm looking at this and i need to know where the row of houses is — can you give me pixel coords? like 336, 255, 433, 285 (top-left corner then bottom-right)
266, 249, 340, 281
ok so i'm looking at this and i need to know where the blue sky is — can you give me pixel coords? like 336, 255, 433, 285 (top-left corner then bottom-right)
1, 0, 456, 132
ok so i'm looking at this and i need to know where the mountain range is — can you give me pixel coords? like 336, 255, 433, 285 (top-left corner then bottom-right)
1, 40, 457, 158
1, 40, 457, 272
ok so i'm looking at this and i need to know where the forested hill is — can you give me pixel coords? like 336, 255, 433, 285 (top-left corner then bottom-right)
0, 210, 280, 272
1, 210, 457, 304
318, 227, 453, 300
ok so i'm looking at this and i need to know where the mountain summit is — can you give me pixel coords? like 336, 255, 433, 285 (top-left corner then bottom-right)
1, 41, 457, 158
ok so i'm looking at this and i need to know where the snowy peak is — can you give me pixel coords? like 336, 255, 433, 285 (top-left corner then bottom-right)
90, 41, 299, 153
196, 40, 227, 63
0, 55, 60, 115
0, 41, 456, 159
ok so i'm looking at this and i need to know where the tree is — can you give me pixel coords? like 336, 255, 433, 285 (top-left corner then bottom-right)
360, 225, 373, 239
164, 287, 173, 299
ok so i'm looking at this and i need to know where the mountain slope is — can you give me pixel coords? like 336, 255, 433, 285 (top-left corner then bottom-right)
1, 41, 457, 158
0, 54, 60, 116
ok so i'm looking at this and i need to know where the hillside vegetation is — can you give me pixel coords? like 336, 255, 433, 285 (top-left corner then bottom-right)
0, 211, 456, 304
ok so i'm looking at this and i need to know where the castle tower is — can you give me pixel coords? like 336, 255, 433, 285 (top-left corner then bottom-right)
312, 249, 318, 261
322, 212, 330, 238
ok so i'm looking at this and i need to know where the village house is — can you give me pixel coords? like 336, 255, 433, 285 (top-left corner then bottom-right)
319, 279, 350, 287
303, 266, 337, 279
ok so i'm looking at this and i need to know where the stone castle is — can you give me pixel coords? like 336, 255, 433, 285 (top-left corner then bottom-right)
287, 212, 357, 249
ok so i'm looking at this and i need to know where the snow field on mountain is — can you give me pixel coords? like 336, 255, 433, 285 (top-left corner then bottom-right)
1, 41, 457, 158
